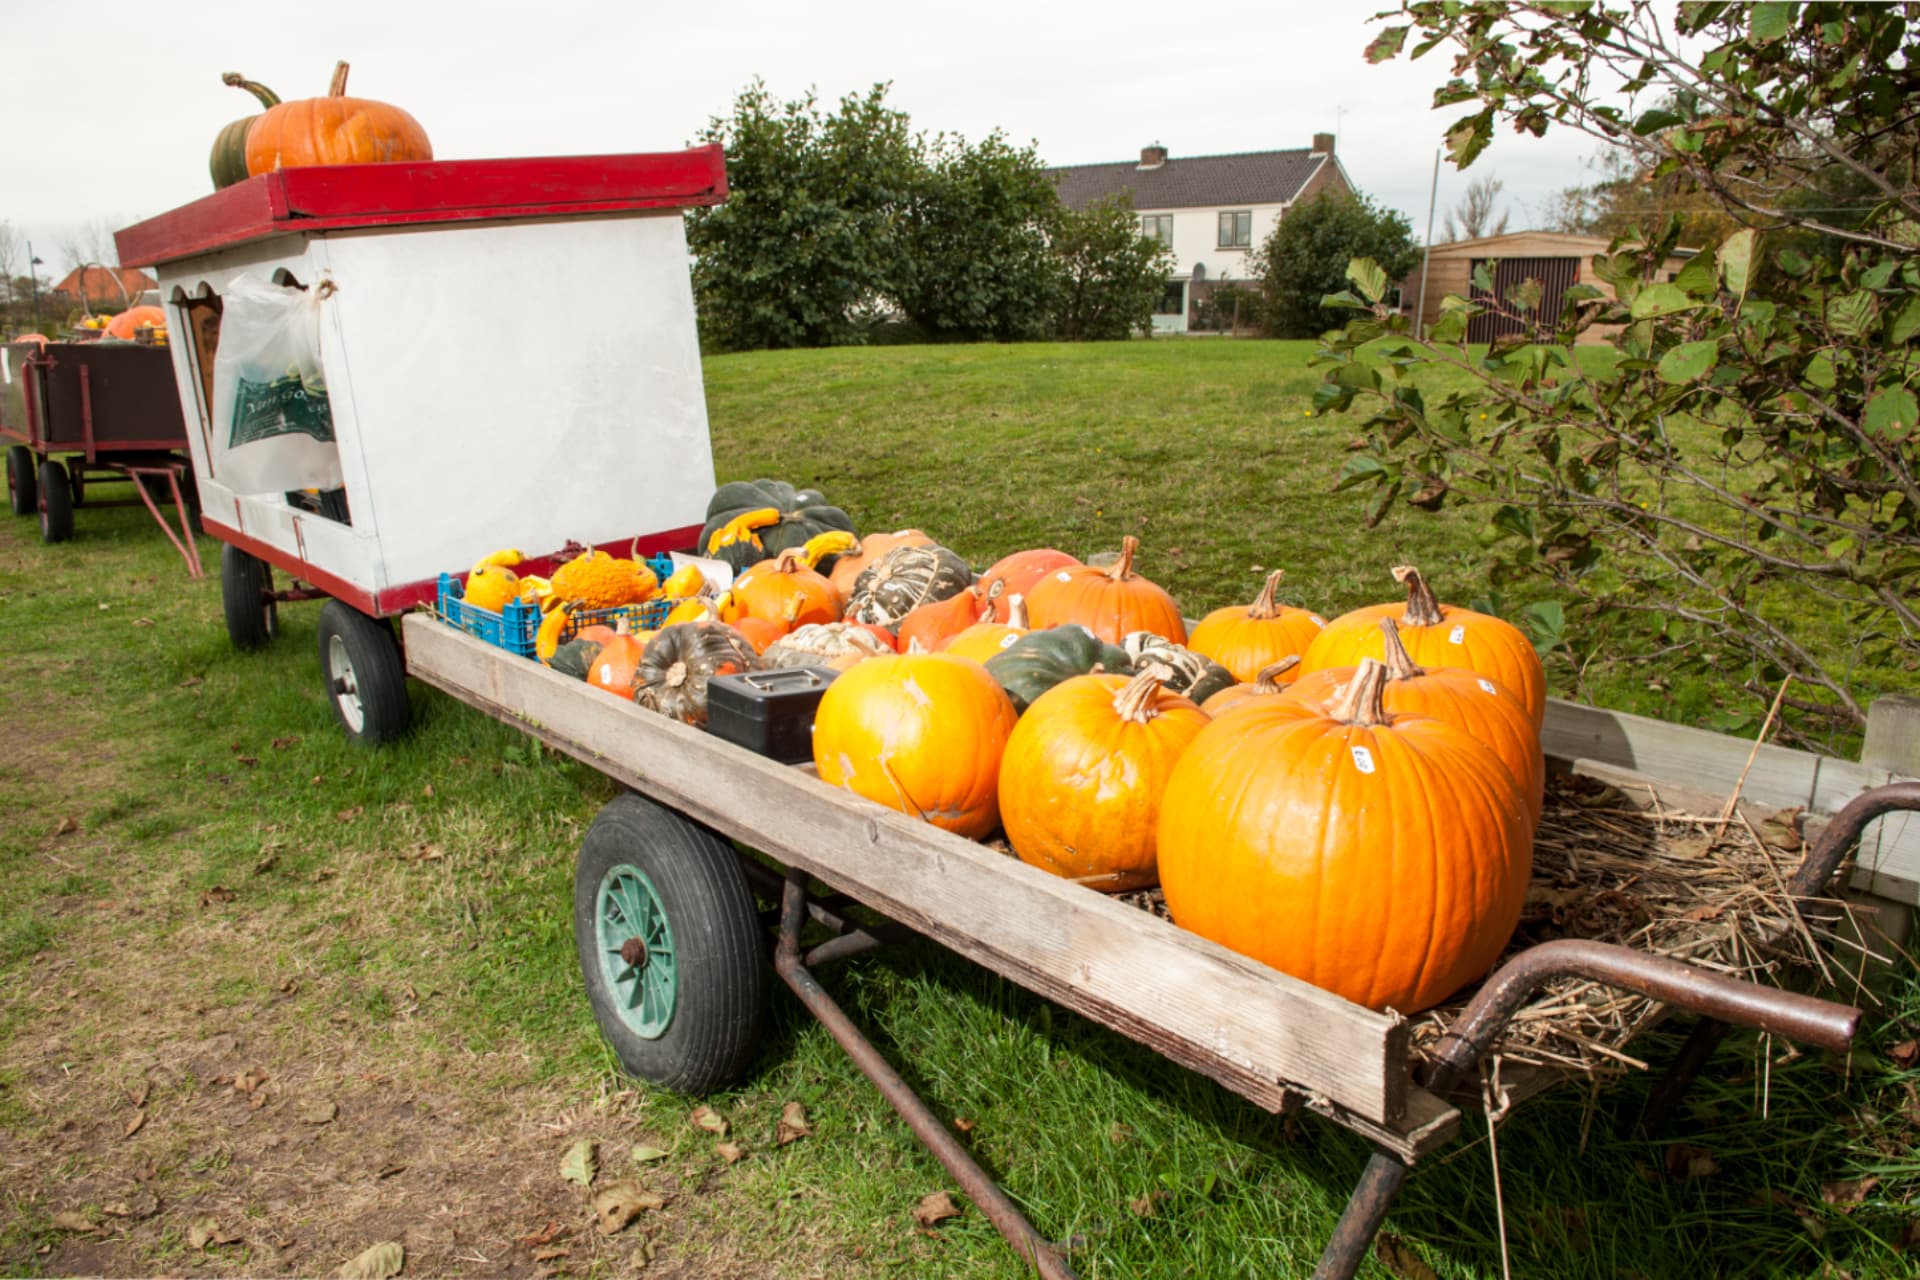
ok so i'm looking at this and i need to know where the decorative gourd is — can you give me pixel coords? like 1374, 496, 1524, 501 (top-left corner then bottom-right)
895, 585, 984, 653
730, 549, 842, 630
943, 596, 1030, 665
977, 548, 1079, 623
104, 307, 167, 340
536, 603, 573, 665
845, 544, 973, 629
1300, 565, 1546, 730
762, 622, 895, 673
549, 637, 603, 681
1200, 658, 1300, 714
586, 623, 649, 698
244, 61, 433, 176
1121, 632, 1237, 706
999, 667, 1211, 892
461, 562, 520, 612
828, 529, 934, 599
551, 549, 657, 610
1289, 619, 1544, 827
812, 653, 1016, 839
984, 624, 1133, 714
698, 479, 856, 573
632, 622, 764, 725
1157, 659, 1532, 1014
660, 562, 705, 599
665, 597, 717, 626
1186, 570, 1325, 683
210, 73, 280, 189
1025, 535, 1186, 645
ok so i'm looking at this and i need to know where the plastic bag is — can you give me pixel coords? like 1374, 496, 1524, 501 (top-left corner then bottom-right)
209, 274, 343, 495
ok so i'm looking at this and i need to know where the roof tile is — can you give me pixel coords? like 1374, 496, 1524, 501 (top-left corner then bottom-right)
1047, 148, 1329, 211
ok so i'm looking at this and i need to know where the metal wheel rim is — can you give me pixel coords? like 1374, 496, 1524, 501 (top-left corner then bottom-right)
595, 865, 679, 1039
325, 633, 366, 733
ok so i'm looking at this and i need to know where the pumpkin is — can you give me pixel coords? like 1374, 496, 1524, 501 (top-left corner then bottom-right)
1289, 619, 1544, 827
1120, 632, 1237, 706
943, 595, 1030, 665
984, 624, 1134, 714
1157, 658, 1531, 1014
812, 653, 1016, 839
1300, 565, 1546, 730
104, 307, 167, 340
845, 544, 974, 629
895, 584, 985, 653
999, 667, 1211, 892
828, 529, 934, 599
632, 622, 764, 725
210, 73, 281, 189
762, 622, 895, 673
698, 479, 856, 573
1187, 570, 1325, 682
549, 637, 603, 681
729, 616, 787, 653
1200, 658, 1300, 714
977, 548, 1079, 623
245, 61, 431, 177
1025, 535, 1186, 645
586, 623, 649, 698
730, 549, 842, 630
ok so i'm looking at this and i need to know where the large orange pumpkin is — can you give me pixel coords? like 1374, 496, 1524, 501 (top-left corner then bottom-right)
1157, 658, 1531, 1014
1025, 535, 1186, 645
999, 667, 1210, 892
104, 306, 166, 340
1299, 565, 1546, 730
1288, 619, 1544, 827
245, 61, 433, 176
1199, 657, 1300, 715
977, 548, 1079, 623
812, 653, 1016, 839
1187, 570, 1325, 682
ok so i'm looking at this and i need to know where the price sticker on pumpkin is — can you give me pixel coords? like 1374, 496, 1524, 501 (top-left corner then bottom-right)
1478, 678, 1498, 696
1350, 745, 1377, 775
1448, 624, 1466, 645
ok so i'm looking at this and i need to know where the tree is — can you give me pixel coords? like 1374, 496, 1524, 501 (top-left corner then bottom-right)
1540, 147, 1741, 247
1440, 174, 1510, 242
1049, 195, 1175, 341
1254, 192, 1419, 338
1322, 2, 1920, 744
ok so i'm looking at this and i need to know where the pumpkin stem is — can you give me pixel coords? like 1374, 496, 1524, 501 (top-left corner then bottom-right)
220, 72, 281, 109
1329, 658, 1392, 727
1006, 594, 1029, 630
1391, 564, 1445, 628
1379, 617, 1426, 681
1106, 535, 1141, 582
905, 636, 928, 654
774, 547, 808, 573
1246, 569, 1286, 620
663, 661, 688, 689
1113, 664, 1172, 723
328, 61, 350, 98
1252, 655, 1301, 692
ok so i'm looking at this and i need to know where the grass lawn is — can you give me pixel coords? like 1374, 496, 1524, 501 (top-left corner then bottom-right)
0, 338, 1915, 1278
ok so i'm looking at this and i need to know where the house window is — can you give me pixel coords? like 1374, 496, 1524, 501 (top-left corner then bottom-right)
1140, 214, 1174, 247
1218, 210, 1252, 249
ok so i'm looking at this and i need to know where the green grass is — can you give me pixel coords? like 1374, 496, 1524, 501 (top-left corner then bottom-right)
0, 350, 1916, 1277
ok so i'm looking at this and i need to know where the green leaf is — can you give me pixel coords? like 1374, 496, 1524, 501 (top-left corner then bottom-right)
560, 1138, 598, 1187
1521, 600, 1566, 654
1506, 278, 1544, 312
1633, 108, 1684, 135
1749, 1, 1793, 42
1445, 109, 1495, 169
1346, 258, 1389, 305
1491, 505, 1535, 542
1888, 293, 1920, 345
1717, 229, 1757, 303
1361, 480, 1402, 527
1630, 283, 1707, 319
1431, 310, 1469, 344
1672, 253, 1718, 298
1657, 340, 1720, 383
1337, 454, 1392, 490
1777, 247, 1812, 277
1826, 290, 1879, 337
1470, 262, 1495, 294
1321, 289, 1367, 311
1864, 385, 1919, 435
1364, 25, 1409, 63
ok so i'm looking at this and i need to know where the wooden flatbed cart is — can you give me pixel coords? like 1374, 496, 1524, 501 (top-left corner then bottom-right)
401, 614, 1919, 1279
1, 337, 202, 572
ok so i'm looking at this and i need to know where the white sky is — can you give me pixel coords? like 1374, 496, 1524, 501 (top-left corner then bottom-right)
3, 1, 1617, 275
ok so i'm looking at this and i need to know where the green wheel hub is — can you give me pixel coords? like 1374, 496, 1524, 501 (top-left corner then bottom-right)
595, 866, 679, 1038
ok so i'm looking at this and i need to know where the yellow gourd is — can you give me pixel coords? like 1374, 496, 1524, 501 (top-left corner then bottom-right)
463, 562, 521, 612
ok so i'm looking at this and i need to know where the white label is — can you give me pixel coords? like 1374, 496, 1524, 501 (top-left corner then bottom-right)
1054, 570, 1074, 582
596, 664, 613, 684
1478, 678, 1498, 695
998, 633, 1019, 650
1448, 624, 1466, 645
1310, 614, 1326, 626
1350, 745, 1376, 774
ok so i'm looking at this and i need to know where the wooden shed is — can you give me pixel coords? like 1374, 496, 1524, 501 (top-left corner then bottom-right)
1399, 230, 1694, 344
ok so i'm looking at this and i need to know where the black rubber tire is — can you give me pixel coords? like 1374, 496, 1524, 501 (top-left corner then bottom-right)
573, 793, 767, 1094
37, 459, 72, 543
315, 599, 410, 747
7, 445, 36, 515
220, 544, 278, 651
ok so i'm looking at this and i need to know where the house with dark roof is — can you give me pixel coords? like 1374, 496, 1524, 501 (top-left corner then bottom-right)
1047, 135, 1352, 332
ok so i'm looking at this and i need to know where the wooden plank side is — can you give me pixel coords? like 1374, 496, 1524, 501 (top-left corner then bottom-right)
402, 617, 1413, 1125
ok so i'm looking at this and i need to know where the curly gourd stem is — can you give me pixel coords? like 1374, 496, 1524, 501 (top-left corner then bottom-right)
1112, 663, 1173, 723
220, 72, 281, 108
1252, 655, 1301, 692
328, 61, 351, 98
1329, 658, 1392, 727
774, 547, 808, 573
1247, 569, 1286, 620
1107, 535, 1140, 582
1390, 564, 1445, 628
1378, 617, 1426, 681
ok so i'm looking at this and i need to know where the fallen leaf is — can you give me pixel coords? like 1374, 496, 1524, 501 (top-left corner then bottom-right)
235, 1068, 269, 1094
421, 784, 434, 798
278, 978, 299, 996
179, 677, 204, 688
1108, 1122, 1133, 1146
376, 1162, 406, 1180
1375, 1232, 1442, 1280
271, 736, 300, 749
123, 1112, 146, 1138
132, 617, 156, 627
952, 1116, 975, 1133
299, 1100, 339, 1125
591, 1181, 664, 1235
336, 1240, 405, 1280
715, 1141, 746, 1164
1128, 1190, 1169, 1218
187, 1218, 243, 1250
310, 775, 325, 786
912, 1191, 962, 1228
128, 1081, 150, 1109
415, 844, 444, 863
102, 1190, 160, 1219
559, 1138, 597, 1187
336, 807, 364, 822
514, 1222, 565, 1248
629, 1143, 669, 1164
531, 1247, 569, 1263
236, 756, 259, 768
1664, 1144, 1720, 1182
53, 816, 79, 836
1890, 1040, 1918, 1068
690, 1105, 728, 1136
200, 886, 236, 907
1821, 1176, 1880, 1211
777, 1101, 812, 1146
254, 854, 279, 875
50, 1211, 102, 1234
249, 1091, 268, 1111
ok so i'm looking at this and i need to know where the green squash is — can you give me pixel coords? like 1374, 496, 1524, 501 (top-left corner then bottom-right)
1122, 632, 1238, 706
549, 637, 603, 681
209, 73, 280, 190
699, 478, 856, 574
846, 544, 974, 629
985, 625, 1134, 714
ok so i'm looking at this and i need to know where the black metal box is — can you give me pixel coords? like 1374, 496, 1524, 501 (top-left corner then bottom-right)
705, 666, 839, 763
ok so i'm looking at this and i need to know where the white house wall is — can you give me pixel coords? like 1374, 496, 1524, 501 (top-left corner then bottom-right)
1139, 201, 1290, 285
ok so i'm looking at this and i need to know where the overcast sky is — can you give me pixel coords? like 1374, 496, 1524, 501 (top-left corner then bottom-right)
3, 1, 1617, 275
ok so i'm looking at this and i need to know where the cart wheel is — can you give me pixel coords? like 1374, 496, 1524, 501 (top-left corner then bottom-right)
37, 459, 72, 543
574, 793, 767, 1094
220, 545, 279, 651
6, 446, 35, 516
316, 600, 410, 747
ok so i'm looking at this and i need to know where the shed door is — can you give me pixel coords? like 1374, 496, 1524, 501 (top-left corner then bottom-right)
1467, 257, 1581, 343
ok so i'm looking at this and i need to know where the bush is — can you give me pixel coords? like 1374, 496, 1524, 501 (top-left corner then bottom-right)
1254, 192, 1419, 338
1049, 195, 1175, 342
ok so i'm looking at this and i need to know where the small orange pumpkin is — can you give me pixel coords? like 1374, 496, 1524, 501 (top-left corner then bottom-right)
1025, 535, 1186, 645
730, 548, 841, 630
977, 548, 1079, 623
245, 61, 433, 176
104, 306, 167, 340
1187, 570, 1325, 683
729, 616, 787, 653
1199, 657, 1300, 714
943, 596, 1030, 665
585, 622, 648, 698
895, 584, 984, 653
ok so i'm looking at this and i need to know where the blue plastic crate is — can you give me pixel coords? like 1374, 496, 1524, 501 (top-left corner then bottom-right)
436, 573, 541, 658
